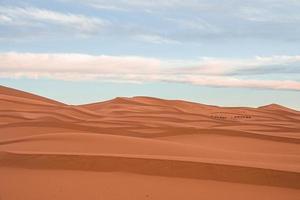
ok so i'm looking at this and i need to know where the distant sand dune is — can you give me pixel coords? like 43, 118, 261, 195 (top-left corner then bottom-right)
0, 85, 300, 199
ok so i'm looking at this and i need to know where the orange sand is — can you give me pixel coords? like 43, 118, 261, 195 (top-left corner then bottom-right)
0, 85, 299, 199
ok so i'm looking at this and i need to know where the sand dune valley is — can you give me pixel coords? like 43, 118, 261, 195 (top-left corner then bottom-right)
0, 85, 300, 199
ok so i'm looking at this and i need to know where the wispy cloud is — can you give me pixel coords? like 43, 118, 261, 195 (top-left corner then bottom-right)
179, 76, 300, 91
0, 5, 178, 43
177, 56, 300, 75
0, 52, 162, 74
0, 14, 12, 23
0, 6, 109, 35
165, 17, 220, 33
65, 0, 207, 11
1, 52, 300, 90
2, 1, 300, 44
135, 34, 180, 44
238, 6, 300, 23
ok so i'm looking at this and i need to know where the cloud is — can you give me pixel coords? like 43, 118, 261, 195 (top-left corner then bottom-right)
0, 5, 179, 43
165, 17, 220, 33
238, 6, 300, 23
62, 0, 300, 17
176, 56, 300, 75
2, 1, 300, 44
0, 14, 11, 23
0, 52, 162, 74
180, 76, 300, 90
0, 6, 109, 35
58, 0, 300, 41
134, 34, 180, 44
64, 0, 207, 11
1, 52, 300, 91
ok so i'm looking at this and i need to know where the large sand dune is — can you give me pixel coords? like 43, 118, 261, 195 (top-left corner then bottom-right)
0, 85, 300, 199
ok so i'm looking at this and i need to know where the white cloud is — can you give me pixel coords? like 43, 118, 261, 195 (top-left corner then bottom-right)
1, 52, 300, 90
0, 14, 12, 23
135, 34, 180, 44
0, 6, 108, 34
66, 0, 207, 11
165, 17, 220, 33
239, 6, 300, 23
177, 55, 300, 75
0, 52, 162, 74
181, 76, 300, 90
2, 1, 300, 43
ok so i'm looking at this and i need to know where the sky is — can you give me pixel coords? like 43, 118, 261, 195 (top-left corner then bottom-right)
0, 0, 300, 110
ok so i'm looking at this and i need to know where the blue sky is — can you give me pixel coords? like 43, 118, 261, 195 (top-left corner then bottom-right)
0, 0, 300, 109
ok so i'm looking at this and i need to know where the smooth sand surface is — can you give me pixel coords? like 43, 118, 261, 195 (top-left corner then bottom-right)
1, 167, 300, 200
0, 85, 300, 199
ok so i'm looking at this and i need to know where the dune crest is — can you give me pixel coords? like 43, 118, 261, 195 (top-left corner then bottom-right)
0, 85, 300, 200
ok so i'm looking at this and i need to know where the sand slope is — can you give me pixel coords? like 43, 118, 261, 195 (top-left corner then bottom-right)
0, 85, 300, 199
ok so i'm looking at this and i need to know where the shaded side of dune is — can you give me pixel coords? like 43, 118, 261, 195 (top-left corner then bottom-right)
2, 120, 300, 144
1, 151, 299, 189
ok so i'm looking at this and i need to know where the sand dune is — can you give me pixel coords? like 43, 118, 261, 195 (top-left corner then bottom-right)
0, 85, 300, 199
1, 151, 299, 189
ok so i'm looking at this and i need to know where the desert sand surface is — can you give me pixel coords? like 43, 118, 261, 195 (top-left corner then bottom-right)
0, 85, 300, 199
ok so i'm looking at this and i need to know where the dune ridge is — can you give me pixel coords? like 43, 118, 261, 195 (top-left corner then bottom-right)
0, 85, 300, 199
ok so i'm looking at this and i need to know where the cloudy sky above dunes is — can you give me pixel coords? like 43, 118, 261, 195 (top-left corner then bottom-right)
0, 0, 300, 109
